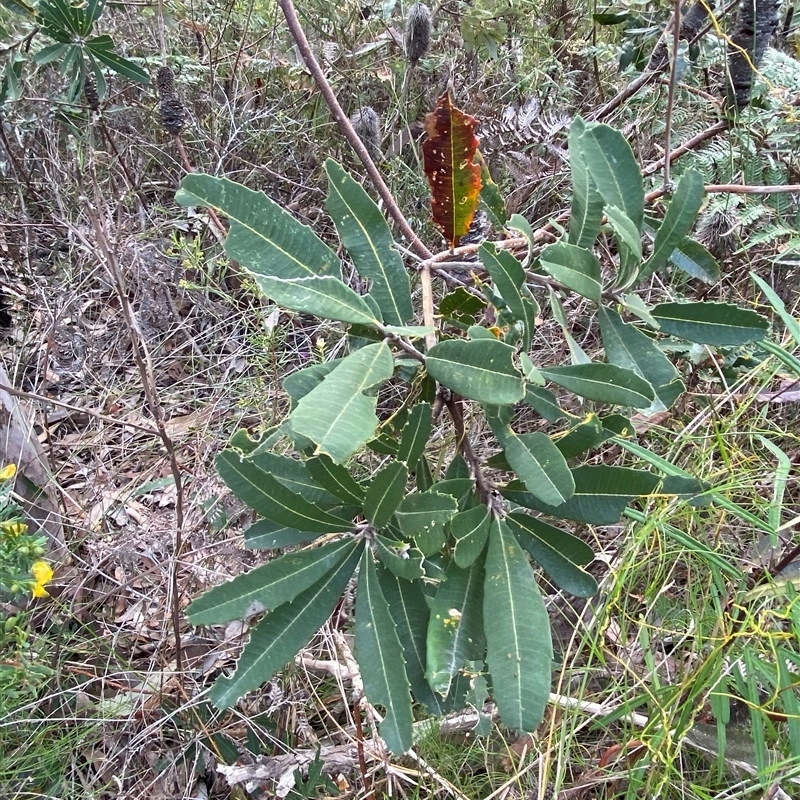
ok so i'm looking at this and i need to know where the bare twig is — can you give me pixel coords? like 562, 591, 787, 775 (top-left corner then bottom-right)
642, 120, 728, 176
276, 0, 437, 349
663, 0, 682, 188
77, 198, 186, 675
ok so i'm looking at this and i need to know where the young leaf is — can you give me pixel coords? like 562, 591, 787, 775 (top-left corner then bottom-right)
377, 566, 446, 715
484, 518, 553, 732
364, 461, 409, 529
305, 455, 365, 504
640, 170, 705, 279
506, 512, 598, 598
397, 403, 433, 468
568, 117, 604, 249
539, 363, 655, 407
289, 342, 394, 463
324, 160, 413, 326
217, 451, 351, 533
177, 175, 341, 280
502, 464, 660, 524
252, 274, 381, 326
652, 302, 769, 346
395, 491, 458, 555
187, 538, 360, 625
452, 504, 491, 568
210, 542, 363, 708
479, 243, 537, 349
578, 123, 644, 230
355, 550, 415, 754
426, 339, 524, 405
598, 307, 685, 411
422, 91, 482, 249
538, 242, 602, 303
488, 417, 575, 506
426, 557, 486, 696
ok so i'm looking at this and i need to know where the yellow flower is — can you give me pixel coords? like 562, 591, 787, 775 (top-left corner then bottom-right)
30, 560, 53, 598
0, 463, 16, 481
1, 520, 27, 537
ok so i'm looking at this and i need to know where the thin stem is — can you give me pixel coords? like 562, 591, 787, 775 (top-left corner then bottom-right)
663, 0, 682, 188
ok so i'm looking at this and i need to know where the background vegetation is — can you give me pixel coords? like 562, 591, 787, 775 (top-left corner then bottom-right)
0, 0, 799, 798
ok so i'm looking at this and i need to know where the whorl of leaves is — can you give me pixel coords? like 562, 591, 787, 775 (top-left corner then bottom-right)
84, 74, 100, 111
404, 2, 432, 65
726, 0, 779, 108
350, 106, 381, 160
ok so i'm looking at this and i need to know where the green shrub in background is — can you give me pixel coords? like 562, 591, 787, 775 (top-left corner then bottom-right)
177, 118, 771, 753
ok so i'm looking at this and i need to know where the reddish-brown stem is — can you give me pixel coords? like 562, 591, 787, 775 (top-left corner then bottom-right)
353, 700, 373, 800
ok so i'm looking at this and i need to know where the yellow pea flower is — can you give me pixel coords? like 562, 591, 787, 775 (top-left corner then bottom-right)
0, 463, 16, 481
30, 560, 53, 598
1, 520, 27, 537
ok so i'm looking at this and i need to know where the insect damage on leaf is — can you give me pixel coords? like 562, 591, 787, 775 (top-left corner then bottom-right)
422, 91, 482, 250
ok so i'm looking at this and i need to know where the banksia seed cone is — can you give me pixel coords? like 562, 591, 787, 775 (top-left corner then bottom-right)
350, 106, 381, 160
155, 66, 176, 98
84, 75, 100, 111
155, 65, 185, 135
405, 3, 432, 65
160, 95, 185, 135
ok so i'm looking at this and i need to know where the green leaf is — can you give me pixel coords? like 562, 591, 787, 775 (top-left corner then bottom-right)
85, 38, 149, 83
377, 566, 445, 714
506, 513, 598, 597
396, 491, 458, 555
2, 0, 35, 15
375, 535, 425, 580
641, 170, 705, 279
355, 550, 415, 754
501, 464, 660, 524
652, 302, 769, 346
32, 42, 70, 64
177, 175, 341, 280
479, 243, 537, 349
210, 543, 363, 708
324, 160, 413, 325
305, 455, 365, 504
253, 274, 380, 325
248, 452, 337, 505
484, 519, 553, 732
452, 505, 491, 568
524, 385, 573, 423
216, 450, 351, 533
598, 306, 684, 411
476, 149, 508, 227
539, 363, 655, 407
568, 117, 604, 250
751, 272, 800, 344
289, 342, 394, 463
283, 359, 342, 409
426, 339, 524, 405
397, 403, 432, 468
187, 539, 359, 625
244, 519, 321, 550
364, 461, 409, 529
488, 417, 575, 506
445, 453, 470, 480
553, 413, 611, 459
604, 205, 642, 290
667, 237, 719, 283
538, 242, 602, 303
426, 557, 486, 696
579, 123, 644, 231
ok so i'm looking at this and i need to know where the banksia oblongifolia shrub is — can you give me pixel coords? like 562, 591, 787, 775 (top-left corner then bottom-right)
155, 65, 185, 135
84, 74, 100, 111
404, 2, 432, 65
350, 106, 381, 161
